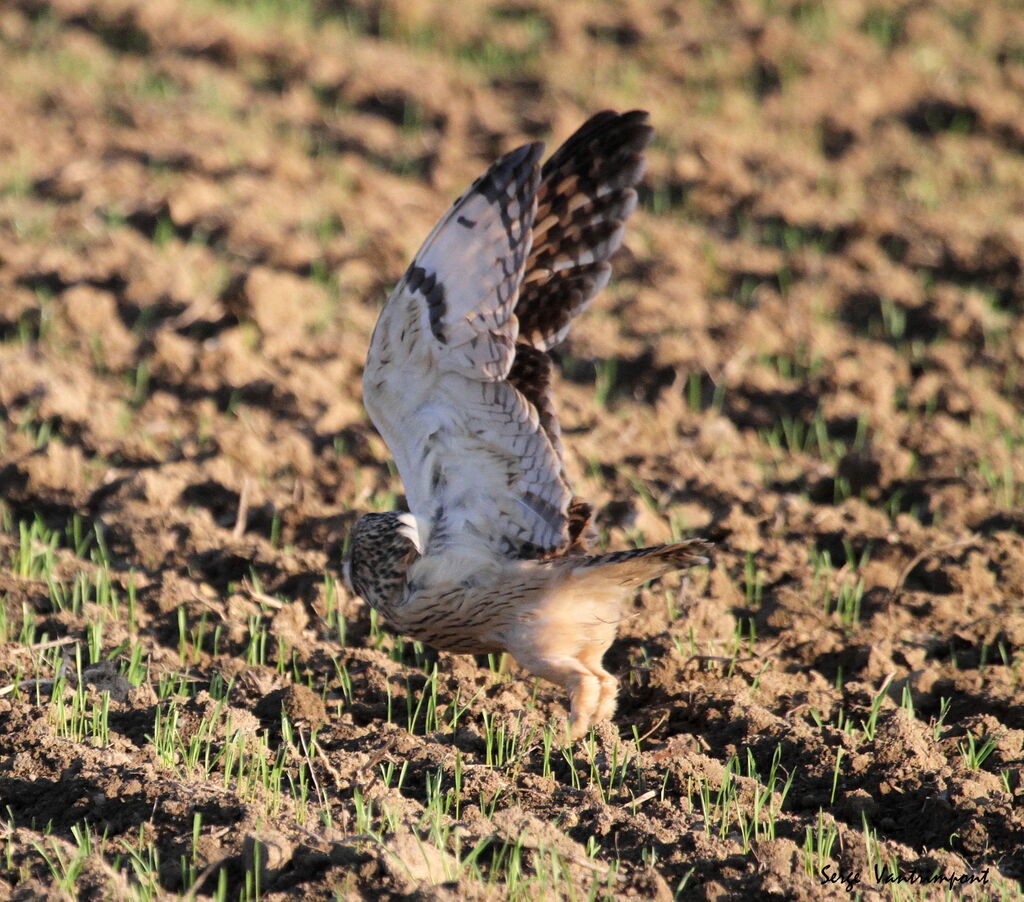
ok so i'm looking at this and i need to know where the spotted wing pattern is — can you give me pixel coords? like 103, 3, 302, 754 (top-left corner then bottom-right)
517, 110, 652, 350
362, 112, 651, 562
363, 142, 572, 559
510, 110, 653, 555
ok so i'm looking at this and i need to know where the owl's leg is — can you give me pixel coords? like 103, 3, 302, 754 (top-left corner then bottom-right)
566, 666, 603, 739
510, 651, 601, 739
579, 645, 619, 724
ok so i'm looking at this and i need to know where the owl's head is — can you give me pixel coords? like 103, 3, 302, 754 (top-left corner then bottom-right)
344, 511, 422, 615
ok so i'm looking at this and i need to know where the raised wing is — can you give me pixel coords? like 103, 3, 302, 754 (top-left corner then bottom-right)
363, 141, 572, 558
511, 111, 653, 553
518, 110, 652, 350
362, 112, 651, 561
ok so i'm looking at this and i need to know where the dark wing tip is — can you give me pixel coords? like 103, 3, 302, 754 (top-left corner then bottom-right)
473, 140, 543, 205
540, 110, 653, 180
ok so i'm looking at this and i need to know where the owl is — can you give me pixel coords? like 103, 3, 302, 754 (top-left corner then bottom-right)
345, 111, 709, 738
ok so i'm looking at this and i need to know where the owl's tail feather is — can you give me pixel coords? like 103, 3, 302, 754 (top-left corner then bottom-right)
572, 538, 712, 588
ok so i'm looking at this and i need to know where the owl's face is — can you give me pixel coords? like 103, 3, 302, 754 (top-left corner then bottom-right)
344, 512, 420, 614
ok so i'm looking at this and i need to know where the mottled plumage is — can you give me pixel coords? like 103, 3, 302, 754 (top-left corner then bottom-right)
346, 111, 710, 738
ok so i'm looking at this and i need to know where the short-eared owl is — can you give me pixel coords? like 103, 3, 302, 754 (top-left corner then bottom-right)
346, 111, 709, 738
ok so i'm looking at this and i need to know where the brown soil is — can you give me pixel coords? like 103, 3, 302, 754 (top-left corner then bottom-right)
1, 0, 1023, 899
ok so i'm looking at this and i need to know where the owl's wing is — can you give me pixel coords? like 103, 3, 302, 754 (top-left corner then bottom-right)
363, 141, 569, 559
362, 112, 651, 561
512, 110, 652, 549
518, 110, 652, 351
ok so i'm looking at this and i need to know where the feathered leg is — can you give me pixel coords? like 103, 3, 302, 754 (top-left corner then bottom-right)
512, 538, 711, 739
510, 648, 603, 739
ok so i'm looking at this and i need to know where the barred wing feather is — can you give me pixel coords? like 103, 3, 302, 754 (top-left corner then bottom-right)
362, 111, 652, 562
362, 142, 572, 559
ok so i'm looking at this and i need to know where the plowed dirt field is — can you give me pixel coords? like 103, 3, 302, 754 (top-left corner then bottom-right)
1, 1, 1023, 899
